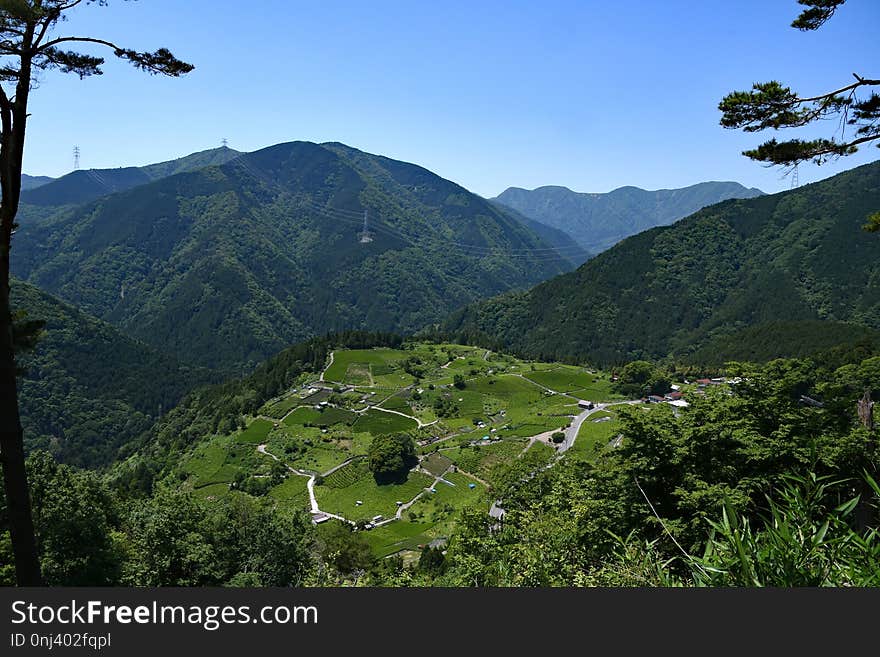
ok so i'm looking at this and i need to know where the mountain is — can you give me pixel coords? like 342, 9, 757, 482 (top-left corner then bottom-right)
487, 200, 589, 266
494, 181, 764, 255
12, 280, 217, 468
20, 174, 54, 191
444, 160, 880, 365
20, 146, 241, 207
12, 141, 573, 371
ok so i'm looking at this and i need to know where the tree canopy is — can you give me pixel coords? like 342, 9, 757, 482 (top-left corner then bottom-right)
367, 433, 417, 484
0, 0, 192, 586
719, 1, 878, 170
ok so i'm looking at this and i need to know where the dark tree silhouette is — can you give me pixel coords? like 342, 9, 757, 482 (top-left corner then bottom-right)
0, 0, 192, 586
719, 1, 878, 169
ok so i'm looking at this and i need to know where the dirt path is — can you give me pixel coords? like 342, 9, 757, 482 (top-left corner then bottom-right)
319, 351, 335, 382
256, 444, 352, 525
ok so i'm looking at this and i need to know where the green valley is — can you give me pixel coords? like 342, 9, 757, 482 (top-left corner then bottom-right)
164, 343, 633, 559
446, 161, 880, 365
12, 142, 574, 371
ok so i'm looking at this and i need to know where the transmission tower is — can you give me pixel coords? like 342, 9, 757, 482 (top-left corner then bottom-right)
358, 209, 373, 243
73, 146, 80, 170
221, 138, 228, 148
790, 164, 799, 189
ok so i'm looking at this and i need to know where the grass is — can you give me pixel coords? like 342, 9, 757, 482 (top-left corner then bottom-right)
379, 394, 412, 414
524, 440, 556, 466
312, 406, 356, 427
522, 367, 622, 401
268, 475, 311, 509
569, 417, 621, 459
353, 408, 418, 435
324, 348, 406, 384
361, 521, 436, 558
404, 471, 487, 535
262, 394, 304, 419
422, 452, 453, 477
442, 440, 526, 481
283, 406, 322, 427
192, 482, 230, 500
322, 460, 370, 488
289, 443, 351, 474
344, 363, 372, 386
184, 437, 265, 488
315, 466, 433, 521
184, 441, 227, 484
237, 418, 274, 444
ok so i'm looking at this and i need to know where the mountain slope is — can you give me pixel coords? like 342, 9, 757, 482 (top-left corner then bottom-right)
20, 146, 241, 207
487, 200, 589, 266
20, 174, 54, 190
12, 280, 217, 468
445, 161, 880, 365
12, 141, 572, 371
495, 181, 764, 255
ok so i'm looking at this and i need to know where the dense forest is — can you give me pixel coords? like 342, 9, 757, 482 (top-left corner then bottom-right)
12, 142, 572, 371
494, 181, 763, 255
11, 280, 217, 468
445, 161, 880, 366
2, 344, 876, 586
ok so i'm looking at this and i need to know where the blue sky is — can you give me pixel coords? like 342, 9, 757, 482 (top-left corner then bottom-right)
20, 0, 880, 197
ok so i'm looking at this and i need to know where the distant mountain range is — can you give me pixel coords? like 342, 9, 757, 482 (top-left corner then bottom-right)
20, 146, 241, 207
494, 181, 764, 255
12, 142, 574, 371
20, 174, 55, 190
12, 279, 217, 468
445, 160, 880, 365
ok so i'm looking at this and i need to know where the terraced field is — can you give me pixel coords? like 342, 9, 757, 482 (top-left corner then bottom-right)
177, 342, 642, 557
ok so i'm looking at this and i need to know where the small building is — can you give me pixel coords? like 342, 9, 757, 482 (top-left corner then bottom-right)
647, 395, 665, 403
665, 391, 683, 401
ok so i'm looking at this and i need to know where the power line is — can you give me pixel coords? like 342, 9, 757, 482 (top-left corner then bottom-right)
228, 153, 581, 259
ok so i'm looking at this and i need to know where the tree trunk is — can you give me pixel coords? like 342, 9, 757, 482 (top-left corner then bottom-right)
0, 237, 41, 585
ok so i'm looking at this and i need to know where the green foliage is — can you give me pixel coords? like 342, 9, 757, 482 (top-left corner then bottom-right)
431, 354, 879, 587
445, 163, 880, 366
719, 1, 878, 167
316, 522, 375, 574
495, 181, 762, 255
122, 488, 313, 586
12, 280, 217, 468
26, 451, 121, 585
690, 473, 880, 586
615, 361, 670, 397
115, 331, 402, 494
368, 434, 417, 484
14, 142, 571, 371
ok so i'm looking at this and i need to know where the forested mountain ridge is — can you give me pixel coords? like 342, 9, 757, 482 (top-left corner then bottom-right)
20, 174, 54, 190
486, 200, 589, 266
12, 141, 572, 371
19, 146, 241, 207
11, 280, 218, 468
495, 180, 764, 255
445, 160, 880, 365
